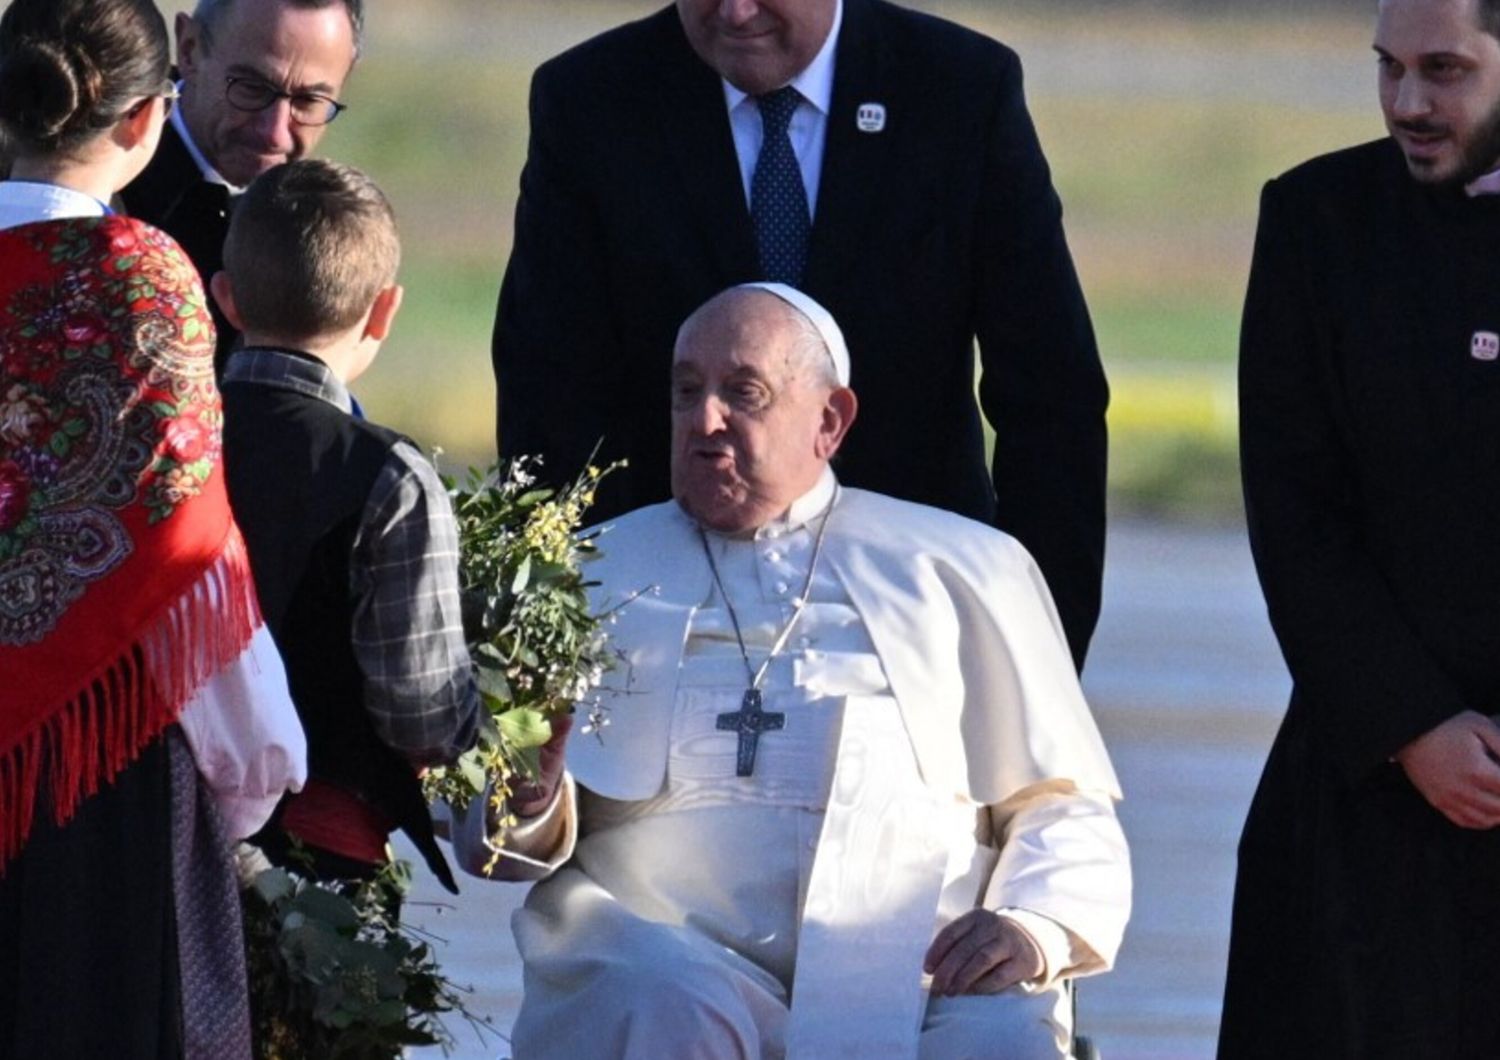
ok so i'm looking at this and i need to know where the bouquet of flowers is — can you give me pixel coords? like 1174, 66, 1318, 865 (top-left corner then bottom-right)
421, 456, 625, 842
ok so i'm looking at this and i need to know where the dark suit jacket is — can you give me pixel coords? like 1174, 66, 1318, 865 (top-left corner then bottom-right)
1221, 139, 1500, 1057
492, 0, 1107, 667
121, 122, 239, 371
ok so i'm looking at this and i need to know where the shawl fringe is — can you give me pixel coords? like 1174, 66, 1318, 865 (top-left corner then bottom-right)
0, 530, 261, 874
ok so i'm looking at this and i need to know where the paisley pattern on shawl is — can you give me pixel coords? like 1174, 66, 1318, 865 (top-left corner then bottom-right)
0, 220, 223, 641
0, 215, 259, 872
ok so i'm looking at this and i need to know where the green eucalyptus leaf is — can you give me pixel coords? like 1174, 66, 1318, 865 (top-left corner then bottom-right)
369, 999, 408, 1026
512, 743, 543, 782
475, 642, 506, 668
458, 753, 487, 792
496, 707, 552, 750
511, 554, 532, 593
529, 561, 570, 585
251, 867, 296, 905
477, 664, 512, 702
291, 887, 362, 931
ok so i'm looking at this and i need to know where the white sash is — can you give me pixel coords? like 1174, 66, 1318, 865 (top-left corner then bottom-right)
786, 694, 976, 1058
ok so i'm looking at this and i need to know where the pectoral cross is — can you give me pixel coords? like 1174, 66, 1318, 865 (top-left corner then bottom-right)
716, 688, 786, 777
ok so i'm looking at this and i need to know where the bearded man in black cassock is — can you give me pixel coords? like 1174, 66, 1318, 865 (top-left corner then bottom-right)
1221, 0, 1500, 1055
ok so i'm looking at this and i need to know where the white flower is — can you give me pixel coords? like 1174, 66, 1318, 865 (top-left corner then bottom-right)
580, 704, 612, 740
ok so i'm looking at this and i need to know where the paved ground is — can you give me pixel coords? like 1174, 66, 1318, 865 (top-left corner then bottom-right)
1075, 520, 1286, 1058
399, 517, 1289, 1059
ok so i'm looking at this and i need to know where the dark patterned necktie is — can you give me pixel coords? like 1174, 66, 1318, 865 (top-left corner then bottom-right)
752, 86, 811, 285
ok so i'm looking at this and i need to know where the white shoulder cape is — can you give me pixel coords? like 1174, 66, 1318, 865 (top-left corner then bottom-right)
571, 488, 1120, 806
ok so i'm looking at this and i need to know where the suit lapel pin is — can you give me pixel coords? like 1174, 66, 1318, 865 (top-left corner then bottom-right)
856, 103, 886, 133
1472, 331, 1499, 361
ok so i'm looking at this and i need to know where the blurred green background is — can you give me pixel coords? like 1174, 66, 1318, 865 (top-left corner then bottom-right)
161, 0, 1385, 521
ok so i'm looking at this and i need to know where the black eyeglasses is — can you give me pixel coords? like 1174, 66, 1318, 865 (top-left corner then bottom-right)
223, 75, 346, 127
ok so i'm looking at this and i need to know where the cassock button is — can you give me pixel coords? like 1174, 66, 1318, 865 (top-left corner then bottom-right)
775, 581, 790, 595
766, 549, 782, 563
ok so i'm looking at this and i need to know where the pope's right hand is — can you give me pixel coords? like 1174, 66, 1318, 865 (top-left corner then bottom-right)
1395, 710, 1500, 829
508, 712, 574, 818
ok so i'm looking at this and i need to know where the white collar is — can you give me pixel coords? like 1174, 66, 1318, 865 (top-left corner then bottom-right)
170, 91, 244, 193
678, 466, 840, 540
1467, 167, 1500, 197
767, 465, 839, 535
0, 181, 107, 230
720, 0, 843, 116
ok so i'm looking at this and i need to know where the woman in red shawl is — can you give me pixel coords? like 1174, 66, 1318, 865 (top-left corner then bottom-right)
0, 1, 304, 1056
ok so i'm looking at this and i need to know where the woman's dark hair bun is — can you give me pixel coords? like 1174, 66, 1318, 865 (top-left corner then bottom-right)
0, 0, 167, 157
0, 38, 87, 143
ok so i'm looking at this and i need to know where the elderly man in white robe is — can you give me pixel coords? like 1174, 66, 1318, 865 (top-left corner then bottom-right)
455, 284, 1131, 1059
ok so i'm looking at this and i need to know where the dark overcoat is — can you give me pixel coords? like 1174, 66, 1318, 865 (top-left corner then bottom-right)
1222, 138, 1500, 1057
491, 0, 1107, 665
121, 121, 239, 370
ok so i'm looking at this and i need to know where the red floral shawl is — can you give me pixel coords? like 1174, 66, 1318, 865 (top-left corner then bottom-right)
0, 215, 260, 871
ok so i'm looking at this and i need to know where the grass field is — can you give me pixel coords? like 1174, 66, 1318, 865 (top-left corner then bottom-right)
158, 0, 1387, 516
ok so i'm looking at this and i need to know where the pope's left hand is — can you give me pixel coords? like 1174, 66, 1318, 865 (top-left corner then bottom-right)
923, 910, 1045, 996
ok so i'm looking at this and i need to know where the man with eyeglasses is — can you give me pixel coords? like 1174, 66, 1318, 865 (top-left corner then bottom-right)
122, 0, 360, 371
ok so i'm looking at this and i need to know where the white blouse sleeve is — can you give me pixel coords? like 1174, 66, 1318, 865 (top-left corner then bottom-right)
176, 623, 308, 839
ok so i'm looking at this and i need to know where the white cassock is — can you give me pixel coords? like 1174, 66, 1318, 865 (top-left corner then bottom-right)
454, 470, 1130, 1059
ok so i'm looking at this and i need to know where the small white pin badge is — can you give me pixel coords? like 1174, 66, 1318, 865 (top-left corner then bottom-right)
856, 103, 886, 133
1473, 331, 1499, 361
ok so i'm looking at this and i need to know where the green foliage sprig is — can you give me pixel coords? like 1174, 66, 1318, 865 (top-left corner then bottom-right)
243, 858, 489, 1059
421, 456, 624, 835
244, 457, 626, 1057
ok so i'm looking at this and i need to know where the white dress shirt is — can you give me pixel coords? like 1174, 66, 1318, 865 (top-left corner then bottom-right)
721, 0, 843, 216
169, 91, 243, 191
